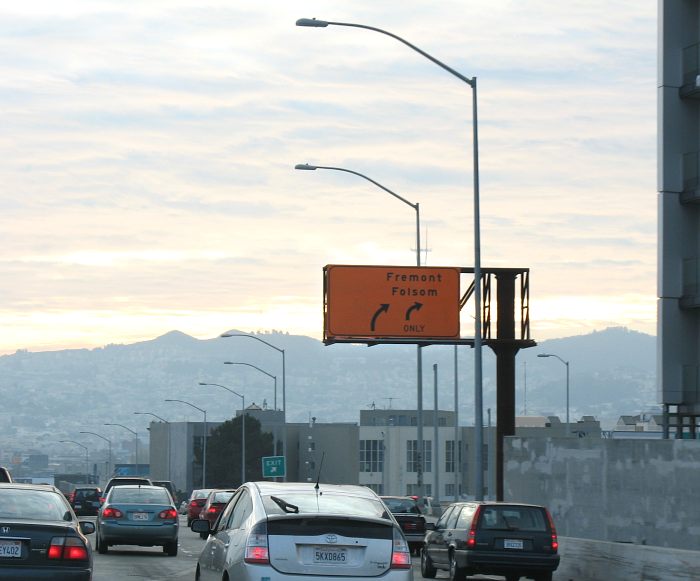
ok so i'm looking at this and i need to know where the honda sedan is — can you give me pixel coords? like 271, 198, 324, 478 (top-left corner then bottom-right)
0, 483, 94, 580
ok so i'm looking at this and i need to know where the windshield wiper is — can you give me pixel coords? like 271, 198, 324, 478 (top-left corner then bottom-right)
271, 496, 299, 514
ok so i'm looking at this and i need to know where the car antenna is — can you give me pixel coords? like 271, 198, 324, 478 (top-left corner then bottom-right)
314, 452, 326, 492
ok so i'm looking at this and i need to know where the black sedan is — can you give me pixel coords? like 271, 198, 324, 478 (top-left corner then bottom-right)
0, 482, 95, 580
380, 495, 428, 555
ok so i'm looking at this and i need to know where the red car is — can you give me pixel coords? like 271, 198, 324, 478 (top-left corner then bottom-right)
186, 488, 215, 526
196, 489, 237, 538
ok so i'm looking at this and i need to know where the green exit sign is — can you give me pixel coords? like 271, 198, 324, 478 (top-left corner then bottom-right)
262, 456, 286, 478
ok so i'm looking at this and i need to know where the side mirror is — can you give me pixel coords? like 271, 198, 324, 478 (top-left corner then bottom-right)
191, 519, 212, 534
79, 521, 96, 535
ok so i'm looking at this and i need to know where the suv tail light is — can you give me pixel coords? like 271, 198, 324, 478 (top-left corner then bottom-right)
102, 507, 123, 519
390, 527, 411, 569
158, 508, 178, 520
48, 537, 89, 561
466, 505, 482, 548
545, 508, 558, 552
245, 521, 269, 564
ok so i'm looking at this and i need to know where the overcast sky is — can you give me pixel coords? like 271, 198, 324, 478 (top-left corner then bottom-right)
0, 0, 656, 354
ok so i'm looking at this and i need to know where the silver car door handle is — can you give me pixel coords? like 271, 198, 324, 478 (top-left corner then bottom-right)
224, 542, 230, 548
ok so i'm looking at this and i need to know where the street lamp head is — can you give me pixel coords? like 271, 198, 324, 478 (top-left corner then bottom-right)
198, 382, 209, 385
296, 18, 329, 28
537, 354, 551, 358
294, 163, 318, 170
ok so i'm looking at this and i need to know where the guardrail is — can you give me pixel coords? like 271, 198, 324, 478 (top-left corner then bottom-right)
556, 537, 700, 581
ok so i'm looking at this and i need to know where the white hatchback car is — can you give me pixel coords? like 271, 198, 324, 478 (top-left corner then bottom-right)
191, 481, 412, 581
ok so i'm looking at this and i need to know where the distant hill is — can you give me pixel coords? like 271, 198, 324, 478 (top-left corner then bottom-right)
0, 327, 657, 451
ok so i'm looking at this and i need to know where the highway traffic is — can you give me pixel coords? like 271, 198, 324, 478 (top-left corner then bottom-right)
90, 517, 525, 581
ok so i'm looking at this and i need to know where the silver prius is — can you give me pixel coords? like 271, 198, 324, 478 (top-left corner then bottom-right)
191, 482, 412, 581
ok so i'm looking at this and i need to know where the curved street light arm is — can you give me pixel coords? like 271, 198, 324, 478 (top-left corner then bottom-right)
60, 440, 87, 452
223, 361, 276, 381
79, 431, 110, 444
164, 399, 206, 415
219, 332, 283, 354
133, 411, 169, 423
198, 382, 244, 401
296, 19, 474, 86
294, 164, 417, 211
104, 423, 136, 436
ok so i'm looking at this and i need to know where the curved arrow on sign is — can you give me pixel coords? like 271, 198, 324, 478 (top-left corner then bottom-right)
405, 302, 423, 321
371, 304, 390, 332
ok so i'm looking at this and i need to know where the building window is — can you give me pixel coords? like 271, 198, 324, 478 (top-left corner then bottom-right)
445, 483, 456, 498
439, 417, 447, 427
359, 440, 384, 473
407, 440, 432, 472
366, 483, 383, 494
445, 440, 455, 473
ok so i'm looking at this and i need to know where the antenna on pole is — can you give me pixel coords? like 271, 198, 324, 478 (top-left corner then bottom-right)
411, 228, 432, 265
523, 361, 527, 416
383, 397, 396, 409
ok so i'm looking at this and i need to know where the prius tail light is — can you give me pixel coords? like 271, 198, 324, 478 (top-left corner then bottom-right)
390, 527, 411, 569
244, 521, 269, 564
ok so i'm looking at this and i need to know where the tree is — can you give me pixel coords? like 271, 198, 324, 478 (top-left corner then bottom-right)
200, 415, 275, 488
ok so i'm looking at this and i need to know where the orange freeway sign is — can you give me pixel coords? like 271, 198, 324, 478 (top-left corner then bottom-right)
324, 265, 461, 340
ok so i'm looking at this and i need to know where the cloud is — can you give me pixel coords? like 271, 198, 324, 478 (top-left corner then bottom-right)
0, 0, 658, 353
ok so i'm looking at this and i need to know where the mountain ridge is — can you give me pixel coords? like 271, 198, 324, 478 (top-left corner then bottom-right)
0, 327, 657, 452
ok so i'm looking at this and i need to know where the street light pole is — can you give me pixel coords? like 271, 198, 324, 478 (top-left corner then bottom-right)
223, 361, 278, 454
294, 163, 426, 495
537, 353, 571, 436
164, 400, 208, 487
80, 431, 112, 482
296, 17, 484, 499
60, 440, 89, 483
104, 423, 139, 474
134, 412, 171, 482
219, 333, 286, 480
198, 383, 246, 484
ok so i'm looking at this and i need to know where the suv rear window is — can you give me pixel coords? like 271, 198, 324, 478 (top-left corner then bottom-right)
383, 498, 420, 514
478, 506, 548, 532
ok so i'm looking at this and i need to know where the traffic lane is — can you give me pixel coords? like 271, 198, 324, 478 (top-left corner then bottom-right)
90, 515, 201, 581
421, 564, 566, 580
